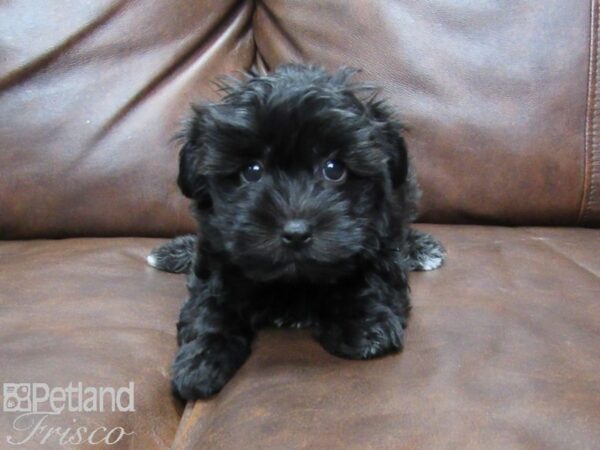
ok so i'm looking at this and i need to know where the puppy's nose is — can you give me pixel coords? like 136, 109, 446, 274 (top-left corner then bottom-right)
281, 220, 312, 247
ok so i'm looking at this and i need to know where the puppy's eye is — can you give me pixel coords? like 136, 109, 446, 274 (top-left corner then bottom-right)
322, 159, 347, 183
241, 161, 264, 182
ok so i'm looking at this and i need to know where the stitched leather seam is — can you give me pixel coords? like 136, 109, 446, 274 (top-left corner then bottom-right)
581, 0, 600, 225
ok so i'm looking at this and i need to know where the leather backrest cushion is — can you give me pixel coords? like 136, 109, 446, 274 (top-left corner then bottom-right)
255, 0, 599, 227
1, 1, 598, 238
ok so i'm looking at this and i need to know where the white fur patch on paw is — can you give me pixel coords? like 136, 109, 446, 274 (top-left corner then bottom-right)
146, 254, 158, 268
419, 255, 444, 271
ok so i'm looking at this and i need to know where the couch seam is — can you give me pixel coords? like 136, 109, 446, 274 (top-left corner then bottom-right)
91, 0, 250, 144
170, 401, 199, 449
581, 0, 600, 225
253, 0, 305, 69
252, 0, 270, 73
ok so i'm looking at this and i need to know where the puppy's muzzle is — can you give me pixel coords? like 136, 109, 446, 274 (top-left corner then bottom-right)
281, 219, 313, 248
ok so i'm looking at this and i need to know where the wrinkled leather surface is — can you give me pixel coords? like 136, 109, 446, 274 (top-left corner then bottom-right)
2, 1, 599, 239
172, 225, 600, 450
0, 0, 254, 238
0, 238, 186, 449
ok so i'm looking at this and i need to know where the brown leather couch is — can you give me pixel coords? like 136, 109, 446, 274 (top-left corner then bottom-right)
1, 1, 599, 449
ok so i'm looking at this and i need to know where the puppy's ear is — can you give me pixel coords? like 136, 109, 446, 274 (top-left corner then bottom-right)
362, 97, 409, 189
177, 108, 212, 208
382, 126, 409, 189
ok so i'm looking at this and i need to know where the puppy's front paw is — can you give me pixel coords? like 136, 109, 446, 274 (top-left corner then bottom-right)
406, 229, 446, 271
147, 235, 197, 273
316, 314, 405, 360
171, 333, 250, 400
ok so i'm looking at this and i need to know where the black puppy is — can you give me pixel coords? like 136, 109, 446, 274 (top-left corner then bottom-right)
149, 64, 445, 399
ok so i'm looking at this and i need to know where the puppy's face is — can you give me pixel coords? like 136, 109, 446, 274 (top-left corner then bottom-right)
178, 65, 408, 282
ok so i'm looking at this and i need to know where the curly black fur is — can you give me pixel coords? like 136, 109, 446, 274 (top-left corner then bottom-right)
151, 64, 445, 400
150, 229, 445, 274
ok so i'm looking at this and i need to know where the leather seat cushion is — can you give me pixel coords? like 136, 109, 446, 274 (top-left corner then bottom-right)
0, 238, 186, 449
1, 226, 599, 449
171, 225, 600, 449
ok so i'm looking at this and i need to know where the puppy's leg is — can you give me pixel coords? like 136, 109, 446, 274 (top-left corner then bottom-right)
316, 271, 410, 359
147, 235, 196, 273
172, 276, 253, 399
406, 228, 446, 271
